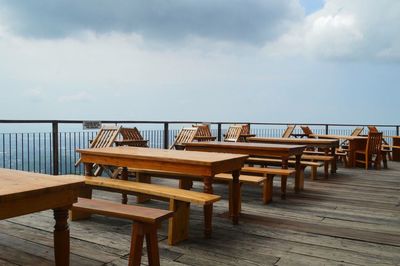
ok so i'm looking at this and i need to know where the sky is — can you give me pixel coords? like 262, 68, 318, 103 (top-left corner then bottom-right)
0, 0, 399, 124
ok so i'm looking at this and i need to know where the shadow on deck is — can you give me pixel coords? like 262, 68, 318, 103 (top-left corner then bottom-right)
1, 162, 400, 265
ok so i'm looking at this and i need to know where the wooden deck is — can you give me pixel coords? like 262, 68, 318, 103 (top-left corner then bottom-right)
1, 162, 399, 265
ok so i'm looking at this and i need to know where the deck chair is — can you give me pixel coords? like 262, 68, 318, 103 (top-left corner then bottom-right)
75, 125, 121, 176
170, 127, 198, 150
355, 132, 383, 170
117, 127, 149, 147
336, 127, 364, 166
282, 125, 295, 138
224, 125, 243, 142
193, 124, 216, 142
368, 126, 392, 161
300, 126, 315, 138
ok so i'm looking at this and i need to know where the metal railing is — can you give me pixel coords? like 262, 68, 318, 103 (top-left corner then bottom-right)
0, 120, 398, 175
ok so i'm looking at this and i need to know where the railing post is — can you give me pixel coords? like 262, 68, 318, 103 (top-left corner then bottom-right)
397, 126, 399, 136
217, 123, 222, 141
325, 125, 329, 135
163, 122, 169, 149
52, 121, 59, 175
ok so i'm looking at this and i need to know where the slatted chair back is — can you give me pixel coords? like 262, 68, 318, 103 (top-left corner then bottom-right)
170, 127, 198, 150
351, 127, 364, 136
368, 126, 379, 133
90, 126, 121, 148
193, 124, 216, 142
366, 132, 383, 156
119, 127, 148, 147
300, 126, 314, 137
234, 124, 250, 135
282, 125, 295, 138
224, 126, 243, 142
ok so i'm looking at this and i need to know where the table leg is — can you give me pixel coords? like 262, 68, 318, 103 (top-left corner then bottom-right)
330, 147, 337, 174
53, 207, 70, 266
203, 176, 214, 238
121, 167, 128, 204
231, 170, 240, 225
293, 156, 302, 192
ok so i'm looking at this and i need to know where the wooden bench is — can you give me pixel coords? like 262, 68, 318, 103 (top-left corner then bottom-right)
247, 157, 323, 180
72, 198, 172, 266
72, 176, 220, 245
239, 167, 295, 202
298, 154, 334, 177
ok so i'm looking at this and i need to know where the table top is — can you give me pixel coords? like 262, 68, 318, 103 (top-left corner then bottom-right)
184, 141, 306, 157
0, 169, 84, 203
310, 134, 367, 140
77, 146, 248, 166
247, 137, 339, 148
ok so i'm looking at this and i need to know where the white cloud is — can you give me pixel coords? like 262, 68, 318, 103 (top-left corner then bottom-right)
264, 0, 400, 62
58, 91, 91, 103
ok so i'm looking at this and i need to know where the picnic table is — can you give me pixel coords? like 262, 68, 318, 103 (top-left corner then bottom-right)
0, 169, 84, 266
76, 146, 248, 228
183, 141, 306, 192
247, 137, 340, 173
310, 134, 367, 167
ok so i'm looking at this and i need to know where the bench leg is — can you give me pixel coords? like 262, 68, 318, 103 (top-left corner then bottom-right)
263, 175, 274, 204
280, 175, 287, 199
136, 172, 152, 204
311, 166, 317, 180
168, 199, 190, 245
146, 225, 160, 266
129, 223, 145, 266
228, 183, 242, 216
230, 170, 240, 225
324, 162, 329, 178
69, 186, 92, 221
204, 204, 213, 239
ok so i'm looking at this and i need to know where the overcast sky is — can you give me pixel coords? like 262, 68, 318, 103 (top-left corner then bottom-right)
0, 0, 399, 124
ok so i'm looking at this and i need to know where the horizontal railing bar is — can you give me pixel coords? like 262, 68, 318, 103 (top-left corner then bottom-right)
0, 120, 399, 128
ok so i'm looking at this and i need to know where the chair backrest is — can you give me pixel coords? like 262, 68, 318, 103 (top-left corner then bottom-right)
119, 127, 148, 147
366, 132, 383, 156
300, 126, 314, 137
224, 126, 243, 142
90, 125, 121, 148
368, 126, 379, 133
351, 127, 364, 136
193, 124, 212, 137
170, 128, 198, 149
282, 125, 295, 138
234, 124, 250, 135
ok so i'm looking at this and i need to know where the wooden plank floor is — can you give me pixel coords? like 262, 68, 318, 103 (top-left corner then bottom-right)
1, 162, 399, 265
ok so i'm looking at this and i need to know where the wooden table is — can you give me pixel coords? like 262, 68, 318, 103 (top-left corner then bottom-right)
76, 147, 248, 229
390, 136, 400, 161
310, 134, 367, 167
0, 169, 84, 266
247, 137, 340, 173
183, 141, 306, 192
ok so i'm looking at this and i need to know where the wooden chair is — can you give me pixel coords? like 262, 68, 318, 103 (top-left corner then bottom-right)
193, 124, 216, 142
170, 128, 198, 150
115, 127, 149, 147
300, 126, 315, 138
282, 125, 295, 138
355, 132, 383, 170
368, 126, 392, 162
75, 125, 121, 176
224, 125, 243, 142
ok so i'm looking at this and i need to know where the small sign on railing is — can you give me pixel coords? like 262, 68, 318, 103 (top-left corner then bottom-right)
83, 121, 102, 130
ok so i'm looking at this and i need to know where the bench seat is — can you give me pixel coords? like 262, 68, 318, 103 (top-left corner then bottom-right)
73, 198, 172, 265
74, 176, 220, 245
247, 157, 323, 180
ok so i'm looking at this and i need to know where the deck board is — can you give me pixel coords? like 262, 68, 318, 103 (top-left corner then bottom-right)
0, 162, 399, 265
